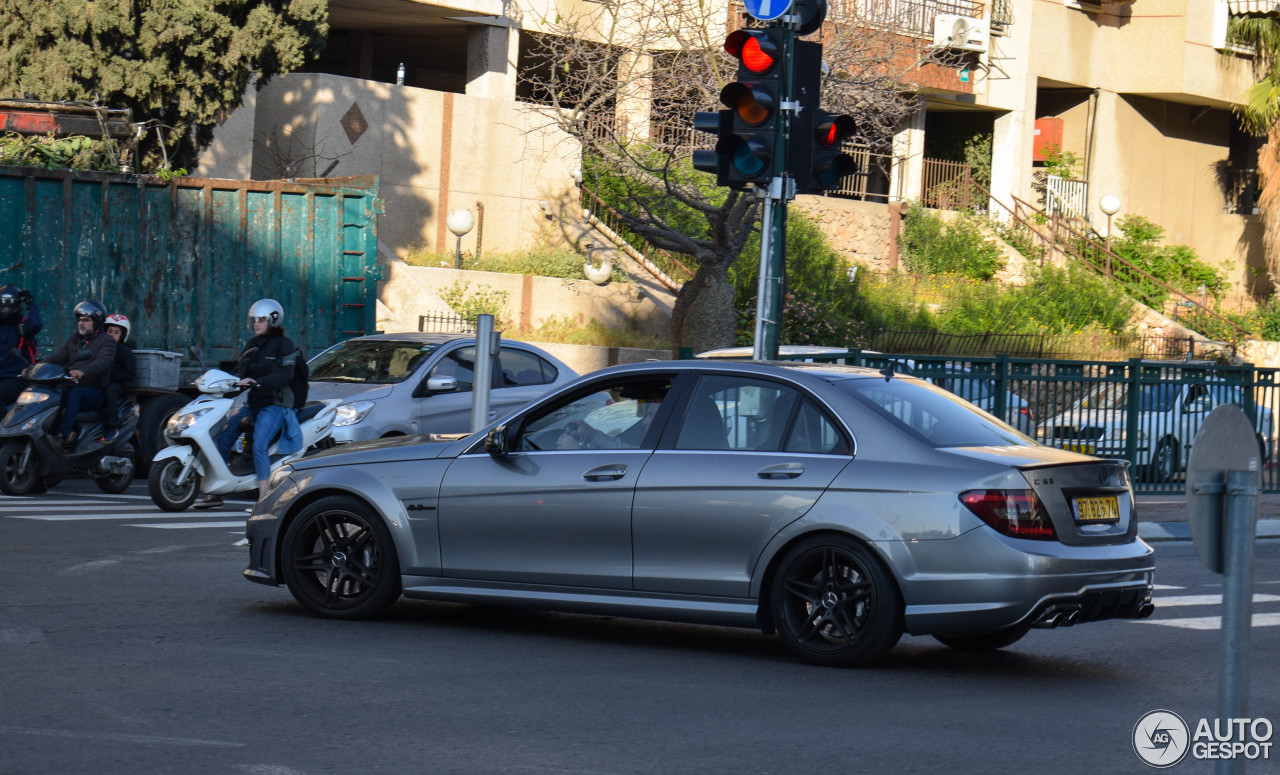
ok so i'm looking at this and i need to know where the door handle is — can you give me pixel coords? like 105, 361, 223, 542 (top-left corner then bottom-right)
583, 464, 628, 481
757, 462, 804, 479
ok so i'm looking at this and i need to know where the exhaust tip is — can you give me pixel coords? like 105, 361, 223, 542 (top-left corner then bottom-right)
1137, 603, 1155, 619
1062, 610, 1081, 627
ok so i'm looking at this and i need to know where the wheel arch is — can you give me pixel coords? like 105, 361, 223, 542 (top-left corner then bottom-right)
753, 528, 906, 636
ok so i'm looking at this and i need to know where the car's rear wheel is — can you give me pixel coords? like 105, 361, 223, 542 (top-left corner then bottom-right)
934, 623, 1031, 652
281, 495, 401, 619
769, 534, 902, 667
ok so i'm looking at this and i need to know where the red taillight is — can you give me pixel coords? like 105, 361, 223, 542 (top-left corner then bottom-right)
960, 489, 1057, 540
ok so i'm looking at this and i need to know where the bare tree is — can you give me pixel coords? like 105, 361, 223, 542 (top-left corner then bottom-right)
520, 0, 953, 352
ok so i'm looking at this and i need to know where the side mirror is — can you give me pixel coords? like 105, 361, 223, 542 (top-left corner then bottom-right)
484, 424, 509, 457
426, 375, 458, 393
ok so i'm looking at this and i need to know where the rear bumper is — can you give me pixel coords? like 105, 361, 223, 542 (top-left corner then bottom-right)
895, 527, 1156, 636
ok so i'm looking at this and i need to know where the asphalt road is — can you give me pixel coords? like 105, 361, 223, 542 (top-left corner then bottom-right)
2, 482, 1277, 774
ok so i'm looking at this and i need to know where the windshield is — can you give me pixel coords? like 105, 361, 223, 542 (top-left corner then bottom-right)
1078, 383, 1179, 412
309, 340, 440, 384
837, 377, 1031, 448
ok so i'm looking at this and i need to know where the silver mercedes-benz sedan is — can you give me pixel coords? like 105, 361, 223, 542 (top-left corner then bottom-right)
244, 360, 1155, 667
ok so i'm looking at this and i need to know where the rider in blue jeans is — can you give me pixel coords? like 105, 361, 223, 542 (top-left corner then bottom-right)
194, 299, 305, 509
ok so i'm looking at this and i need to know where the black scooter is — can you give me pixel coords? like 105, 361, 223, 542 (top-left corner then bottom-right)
0, 354, 139, 495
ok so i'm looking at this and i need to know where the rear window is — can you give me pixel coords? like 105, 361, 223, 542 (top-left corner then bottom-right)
309, 340, 440, 384
837, 377, 1031, 448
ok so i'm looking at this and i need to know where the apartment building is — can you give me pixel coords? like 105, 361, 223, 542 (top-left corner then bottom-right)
199, 0, 1271, 294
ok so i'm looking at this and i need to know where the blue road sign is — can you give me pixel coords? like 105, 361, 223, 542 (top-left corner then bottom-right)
743, 0, 792, 21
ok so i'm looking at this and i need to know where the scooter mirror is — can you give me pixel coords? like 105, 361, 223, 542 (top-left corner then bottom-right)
190, 345, 207, 371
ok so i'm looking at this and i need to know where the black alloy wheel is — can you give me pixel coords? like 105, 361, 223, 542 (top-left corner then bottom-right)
0, 440, 40, 495
934, 623, 1032, 652
769, 534, 902, 667
281, 495, 401, 619
147, 457, 200, 511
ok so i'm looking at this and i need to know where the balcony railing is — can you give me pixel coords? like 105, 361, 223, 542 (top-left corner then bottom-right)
834, 0, 984, 39
1224, 167, 1260, 215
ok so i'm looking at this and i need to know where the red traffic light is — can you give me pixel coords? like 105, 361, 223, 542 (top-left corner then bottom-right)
814, 114, 855, 147
725, 30, 779, 75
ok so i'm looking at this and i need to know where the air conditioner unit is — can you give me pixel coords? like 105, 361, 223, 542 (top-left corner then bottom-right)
933, 15, 989, 53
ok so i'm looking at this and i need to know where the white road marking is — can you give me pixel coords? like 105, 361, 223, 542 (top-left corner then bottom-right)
1138, 612, 1280, 630
127, 521, 244, 529
0, 725, 246, 748
2, 505, 168, 513
57, 559, 123, 575
1153, 584, 1184, 590
12, 511, 248, 520
1156, 594, 1280, 607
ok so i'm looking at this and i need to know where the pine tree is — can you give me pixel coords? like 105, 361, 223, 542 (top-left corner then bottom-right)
0, 0, 328, 172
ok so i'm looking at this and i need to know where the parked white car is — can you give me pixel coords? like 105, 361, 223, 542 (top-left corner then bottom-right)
1037, 380, 1274, 481
307, 333, 578, 443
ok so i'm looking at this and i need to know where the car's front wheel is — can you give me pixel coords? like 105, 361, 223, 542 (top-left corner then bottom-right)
281, 495, 401, 619
769, 534, 903, 667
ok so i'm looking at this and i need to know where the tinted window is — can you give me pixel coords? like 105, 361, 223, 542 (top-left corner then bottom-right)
430, 347, 480, 392
309, 340, 439, 384
838, 377, 1030, 448
785, 400, 849, 455
500, 348, 554, 387
676, 375, 805, 452
518, 378, 672, 451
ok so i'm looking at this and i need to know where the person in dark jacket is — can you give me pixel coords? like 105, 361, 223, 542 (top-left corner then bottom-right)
46, 299, 116, 448
0, 285, 42, 414
98, 313, 136, 444
194, 298, 306, 508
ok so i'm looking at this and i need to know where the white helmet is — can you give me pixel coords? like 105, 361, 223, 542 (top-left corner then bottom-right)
104, 312, 131, 341
248, 298, 284, 329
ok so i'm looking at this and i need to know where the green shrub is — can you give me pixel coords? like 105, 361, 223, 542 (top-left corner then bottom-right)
404, 246, 629, 284
897, 204, 1005, 280
1111, 214, 1226, 300
521, 314, 670, 349
438, 281, 509, 326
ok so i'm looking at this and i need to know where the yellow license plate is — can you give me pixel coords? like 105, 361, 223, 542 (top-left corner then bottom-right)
1074, 496, 1120, 523
1065, 443, 1095, 455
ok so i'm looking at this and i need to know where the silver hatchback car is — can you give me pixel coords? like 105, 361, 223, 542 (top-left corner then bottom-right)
245, 360, 1155, 667
306, 333, 577, 443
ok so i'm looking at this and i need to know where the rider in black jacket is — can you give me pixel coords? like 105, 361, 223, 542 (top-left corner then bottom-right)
194, 299, 306, 508
46, 300, 116, 448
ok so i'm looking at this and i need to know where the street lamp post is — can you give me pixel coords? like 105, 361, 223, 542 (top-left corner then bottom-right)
446, 208, 475, 270
1099, 195, 1121, 272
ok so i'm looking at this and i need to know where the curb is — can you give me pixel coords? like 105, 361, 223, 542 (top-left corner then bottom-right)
1139, 518, 1280, 542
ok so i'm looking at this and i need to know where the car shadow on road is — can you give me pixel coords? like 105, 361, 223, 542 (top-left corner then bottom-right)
242, 598, 1134, 678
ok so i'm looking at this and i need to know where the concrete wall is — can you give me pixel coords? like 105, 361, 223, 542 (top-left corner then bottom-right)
791, 197, 894, 270
197, 73, 582, 258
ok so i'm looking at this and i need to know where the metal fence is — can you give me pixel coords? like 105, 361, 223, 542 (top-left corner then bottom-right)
852, 328, 1231, 361
419, 312, 474, 333
775, 349, 1280, 494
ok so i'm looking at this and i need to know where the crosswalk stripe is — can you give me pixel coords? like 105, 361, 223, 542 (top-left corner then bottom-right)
127, 522, 245, 530
1138, 612, 1280, 630
1156, 594, 1280, 607
1, 505, 172, 513
10, 511, 247, 520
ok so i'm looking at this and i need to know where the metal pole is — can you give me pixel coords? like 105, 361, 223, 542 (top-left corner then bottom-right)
753, 196, 774, 361
753, 23, 795, 362
454, 233, 462, 270
1217, 467, 1258, 775
470, 314, 497, 432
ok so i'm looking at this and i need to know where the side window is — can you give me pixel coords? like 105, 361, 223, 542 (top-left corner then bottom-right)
675, 375, 801, 452
517, 378, 672, 451
499, 348, 553, 387
429, 347, 477, 392
785, 400, 849, 455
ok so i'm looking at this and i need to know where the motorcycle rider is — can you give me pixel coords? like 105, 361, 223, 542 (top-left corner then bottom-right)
98, 313, 136, 444
46, 300, 116, 449
0, 285, 42, 415
194, 299, 307, 508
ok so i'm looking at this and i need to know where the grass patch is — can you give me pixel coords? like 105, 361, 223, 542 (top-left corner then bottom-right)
403, 245, 629, 284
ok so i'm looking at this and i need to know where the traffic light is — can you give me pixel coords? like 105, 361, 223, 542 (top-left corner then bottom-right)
692, 28, 785, 189
787, 39, 857, 194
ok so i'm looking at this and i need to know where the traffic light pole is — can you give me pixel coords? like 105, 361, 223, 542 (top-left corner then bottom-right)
752, 23, 795, 362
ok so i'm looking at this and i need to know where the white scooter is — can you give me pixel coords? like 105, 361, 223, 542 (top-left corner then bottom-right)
147, 359, 340, 512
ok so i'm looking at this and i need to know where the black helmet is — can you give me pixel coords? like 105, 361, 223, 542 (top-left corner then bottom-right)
0, 285, 20, 322
73, 299, 107, 332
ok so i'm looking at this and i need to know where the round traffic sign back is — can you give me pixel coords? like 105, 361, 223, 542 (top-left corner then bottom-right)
742, 0, 793, 22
